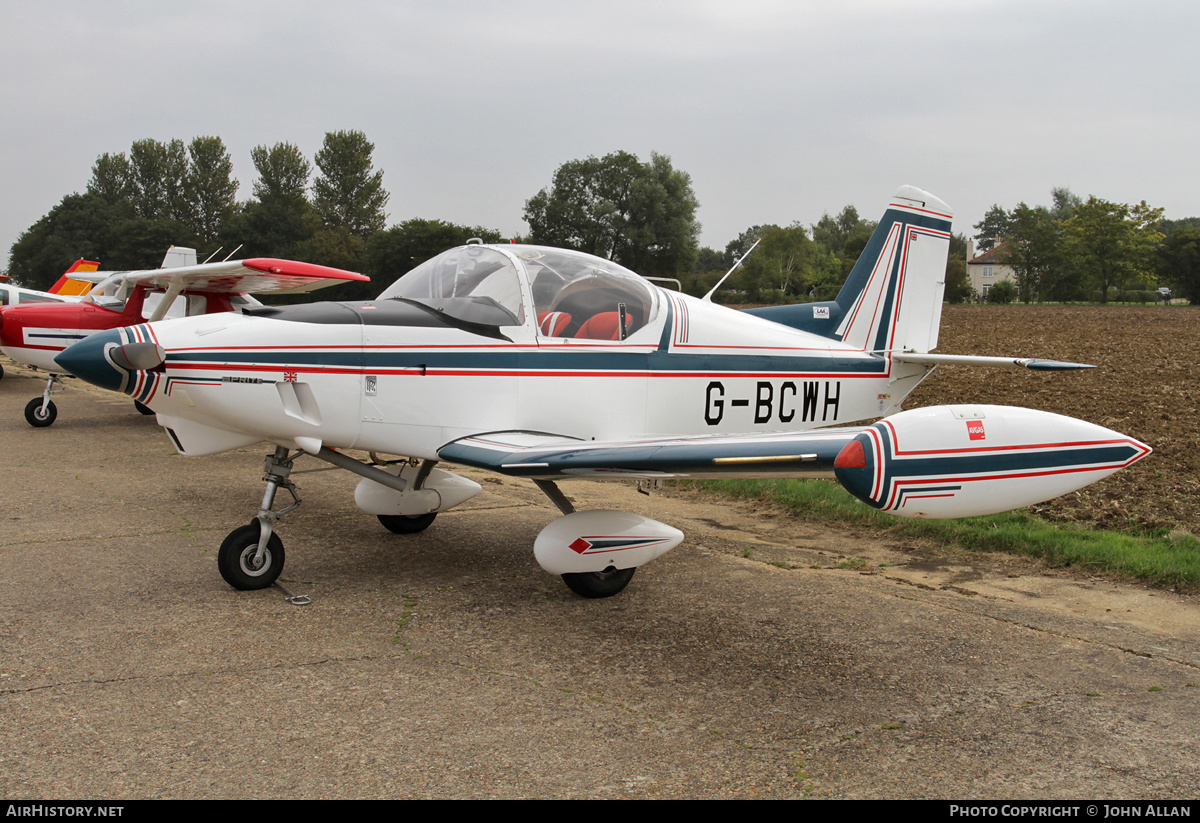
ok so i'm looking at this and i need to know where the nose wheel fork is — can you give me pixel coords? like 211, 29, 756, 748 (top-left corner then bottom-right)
217, 446, 301, 591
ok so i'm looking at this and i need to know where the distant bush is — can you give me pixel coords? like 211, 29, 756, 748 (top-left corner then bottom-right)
1120, 290, 1156, 304
985, 280, 1017, 304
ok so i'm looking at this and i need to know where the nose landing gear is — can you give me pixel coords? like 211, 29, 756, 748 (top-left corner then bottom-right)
24, 374, 66, 428
217, 446, 300, 590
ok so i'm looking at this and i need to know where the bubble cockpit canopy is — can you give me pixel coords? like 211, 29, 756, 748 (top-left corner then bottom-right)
379, 244, 657, 337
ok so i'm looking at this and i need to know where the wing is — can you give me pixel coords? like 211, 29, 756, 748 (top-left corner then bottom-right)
438, 404, 1151, 521
438, 429, 862, 480
122, 258, 368, 296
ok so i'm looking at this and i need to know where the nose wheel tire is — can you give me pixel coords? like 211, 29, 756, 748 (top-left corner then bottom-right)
24, 398, 57, 428
377, 512, 437, 534
562, 567, 636, 598
218, 523, 285, 590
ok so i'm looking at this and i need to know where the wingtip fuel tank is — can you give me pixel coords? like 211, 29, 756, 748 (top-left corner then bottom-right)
834, 405, 1151, 518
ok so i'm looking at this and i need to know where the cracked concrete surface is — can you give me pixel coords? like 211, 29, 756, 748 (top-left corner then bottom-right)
0, 362, 1197, 799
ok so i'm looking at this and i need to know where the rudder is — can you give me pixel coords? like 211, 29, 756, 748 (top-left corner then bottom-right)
834, 186, 953, 354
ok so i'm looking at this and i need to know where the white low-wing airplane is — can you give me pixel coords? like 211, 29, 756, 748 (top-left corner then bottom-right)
56, 187, 1151, 598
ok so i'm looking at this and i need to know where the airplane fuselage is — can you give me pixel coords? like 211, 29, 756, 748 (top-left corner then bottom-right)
0, 287, 240, 373
0, 300, 131, 371
86, 288, 929, 460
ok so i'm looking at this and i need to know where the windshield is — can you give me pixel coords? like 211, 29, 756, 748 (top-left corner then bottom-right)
379, 247, 525, 326
85, 274, 127, 308
81, 274, 215, 319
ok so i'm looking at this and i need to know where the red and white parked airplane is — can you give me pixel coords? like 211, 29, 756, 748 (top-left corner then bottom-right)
1, 247, 367, 426
0, 258, 104, 382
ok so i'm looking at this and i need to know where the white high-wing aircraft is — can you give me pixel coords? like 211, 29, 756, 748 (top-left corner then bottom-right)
57, 187, 1151, 598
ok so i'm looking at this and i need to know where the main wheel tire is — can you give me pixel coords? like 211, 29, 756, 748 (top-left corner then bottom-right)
24, 398, 57, 428
562, 567, 636, 598
217, 523, 285, 590
134, 400, 154, 415
377, 512, 437, 534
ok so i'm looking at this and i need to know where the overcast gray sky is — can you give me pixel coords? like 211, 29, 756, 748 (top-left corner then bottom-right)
2, 0, 1197, 271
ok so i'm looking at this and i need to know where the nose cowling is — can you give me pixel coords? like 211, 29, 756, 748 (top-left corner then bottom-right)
54, 329, 128, 391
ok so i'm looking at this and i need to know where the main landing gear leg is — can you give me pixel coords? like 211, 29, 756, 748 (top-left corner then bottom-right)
533, 479, 637, 599
217, 446, 301, 591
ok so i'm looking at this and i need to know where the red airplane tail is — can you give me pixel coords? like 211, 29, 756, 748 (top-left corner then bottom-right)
48, 259, 101, 296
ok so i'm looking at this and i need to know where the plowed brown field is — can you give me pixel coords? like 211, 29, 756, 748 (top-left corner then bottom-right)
906, 304, 1197, 535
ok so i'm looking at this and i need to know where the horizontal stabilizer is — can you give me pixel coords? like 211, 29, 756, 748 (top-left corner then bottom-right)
894, 353, 1095, 370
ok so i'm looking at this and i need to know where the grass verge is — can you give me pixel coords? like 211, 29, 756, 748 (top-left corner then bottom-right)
683, 478, 1200, 591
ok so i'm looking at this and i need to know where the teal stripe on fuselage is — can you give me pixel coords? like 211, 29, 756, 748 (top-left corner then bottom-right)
163, 346, 888, 376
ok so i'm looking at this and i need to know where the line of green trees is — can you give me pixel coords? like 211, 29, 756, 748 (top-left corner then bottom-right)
8, 131, 480, 302
8, 136, 1198, 306
8, 131, 435, 302
971, 187, 1200, 304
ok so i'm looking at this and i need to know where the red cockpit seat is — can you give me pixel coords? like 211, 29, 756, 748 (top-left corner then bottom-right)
575, 311, 632, 341
538, 311, 572, 337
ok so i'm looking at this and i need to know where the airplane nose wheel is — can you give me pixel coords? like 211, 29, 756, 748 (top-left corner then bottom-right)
25, 374, 66, 427
24, 398, 57, 428
218, 524, 285, 590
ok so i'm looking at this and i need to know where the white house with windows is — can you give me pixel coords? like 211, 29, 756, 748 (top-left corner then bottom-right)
966, 239, 1016, 298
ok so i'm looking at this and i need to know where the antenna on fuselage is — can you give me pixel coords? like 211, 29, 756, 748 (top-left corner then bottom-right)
702, 238, 761, 302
